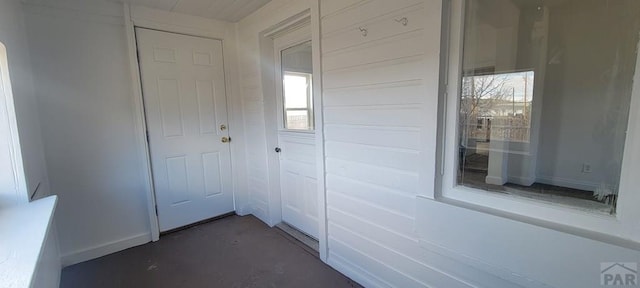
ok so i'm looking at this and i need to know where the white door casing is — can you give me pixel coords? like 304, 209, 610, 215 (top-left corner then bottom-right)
136, 28, 233, 232
273, 25, 319, 239
0, 42, 28, 206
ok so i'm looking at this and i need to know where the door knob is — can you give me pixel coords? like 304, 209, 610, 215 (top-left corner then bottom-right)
275, 147, 281, 153
221, 137, 230, 143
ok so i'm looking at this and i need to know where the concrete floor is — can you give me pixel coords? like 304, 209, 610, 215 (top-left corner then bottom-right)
60, 215, 360, 288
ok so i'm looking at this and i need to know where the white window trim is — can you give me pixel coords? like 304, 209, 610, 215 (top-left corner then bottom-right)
439, 0, 640, 244
0, 42, 28, 205
274, 35, 314, 133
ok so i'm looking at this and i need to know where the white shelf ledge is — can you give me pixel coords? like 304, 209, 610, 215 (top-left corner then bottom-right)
0, 196, 58, 288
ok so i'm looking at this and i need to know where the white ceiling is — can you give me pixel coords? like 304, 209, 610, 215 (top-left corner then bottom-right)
125, 0, 271, 22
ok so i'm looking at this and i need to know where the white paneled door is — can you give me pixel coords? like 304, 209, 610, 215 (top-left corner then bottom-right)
278, 132, 318, 239
136, 28, 233, 232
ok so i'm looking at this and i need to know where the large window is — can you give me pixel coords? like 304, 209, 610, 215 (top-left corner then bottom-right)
442, 0, 640, 239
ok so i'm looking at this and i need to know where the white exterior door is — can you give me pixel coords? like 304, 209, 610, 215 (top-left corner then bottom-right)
274, 27, 319, 239
136, 28, 233, 232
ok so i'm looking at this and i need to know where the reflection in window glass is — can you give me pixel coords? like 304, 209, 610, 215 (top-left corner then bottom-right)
461, 71, 534, 145
457, 0, 640, 214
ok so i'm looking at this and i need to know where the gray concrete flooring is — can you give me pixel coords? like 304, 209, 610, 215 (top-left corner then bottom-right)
60, 215, 361, 288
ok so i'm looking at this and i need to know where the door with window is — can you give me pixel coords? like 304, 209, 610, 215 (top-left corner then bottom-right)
136, 28, 234, 232
274, 26, 318, 239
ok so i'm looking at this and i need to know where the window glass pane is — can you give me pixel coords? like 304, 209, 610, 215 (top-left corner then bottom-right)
457, 0, 640, 214
283, 74, 309, 109
285, 110, 309, 130
281, 41, 314, 130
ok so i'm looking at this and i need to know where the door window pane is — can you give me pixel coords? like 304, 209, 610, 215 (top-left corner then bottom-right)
284, 74, 309, 109
281, 41, 313, 130
285, 110, 309, 130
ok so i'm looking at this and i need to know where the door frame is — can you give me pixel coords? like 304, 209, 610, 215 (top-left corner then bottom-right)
259, 3, 329, 261
123, 4, 240, 241
273, 30, 314, 237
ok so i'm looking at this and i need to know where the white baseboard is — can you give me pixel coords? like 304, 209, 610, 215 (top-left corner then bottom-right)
327, 253, 390, 288
485, 175, 506, 186
507, 175, 535, 186
250, 204, 270, 227
60, 232, 151, 267
235, 205, 251, 216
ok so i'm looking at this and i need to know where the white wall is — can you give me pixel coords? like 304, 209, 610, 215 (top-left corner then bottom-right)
13, 0, 640, 285
536, 1, 638, 193
21, 0, 246, 265
22, 2, 153, 264
0, 0, 49, 205
238, 1, 640, 287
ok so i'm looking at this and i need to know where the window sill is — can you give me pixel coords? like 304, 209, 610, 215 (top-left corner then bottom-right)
0, 196, 58, 288
434, 191, 640, 251
278, 129, 315, 135
461, 181, 614, 216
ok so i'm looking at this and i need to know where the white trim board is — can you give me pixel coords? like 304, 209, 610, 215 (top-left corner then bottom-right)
0, 41, 28, 206
310, 0, 329, 263
257, 6, 330, 263
0, 196, 58, 287
128, 5, 229, 39
60, 232, 151, 267
259, 10, 312, 227
123, 3, 159, 242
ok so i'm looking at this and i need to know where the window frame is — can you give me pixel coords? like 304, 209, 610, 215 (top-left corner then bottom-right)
439, 0, 640, 243
0, 41, 29, 204
274, 36, 314, 134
